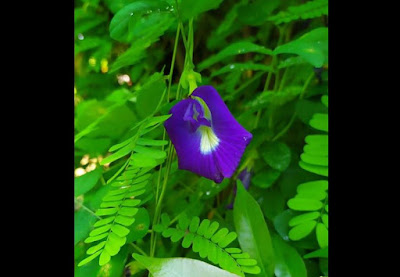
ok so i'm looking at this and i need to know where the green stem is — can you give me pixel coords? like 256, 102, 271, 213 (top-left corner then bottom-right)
130, 243, 148, 256
263, 70, 273, 92
150, 144, 175, 257
253, 110, 262, 129
75, 199, 102, 220
228, 71, 264, 101
166, 24, 180, 103
271, 72, 315, 141
278, 67, 289, 92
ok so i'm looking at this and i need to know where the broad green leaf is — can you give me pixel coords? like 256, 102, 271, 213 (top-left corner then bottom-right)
75, 137, 112, 156
198, 41, 273, 71
74, 167, 103, 197
278, 56, 306, 69
75, 100, 136, 141
126, 208, 150, 243
133, 254, 241, 277
320, 257, 328, 275
274, 28, 328, 67
109, 0, 170, 42
211, 63, 272, 77
237, 0, 279, 26
316, 223, 328, 248
109, 14, 174, 71
252, 169, 281, 189
262, 142, 291, 172
273, 210, 294, 241
74, 8, 107, 36
180, 0, 224, 21
246, 87, 302, 110
206, 0, 243, 50
272, 234, 307, 277
109, 44, 147, 72
234, 180, 275, 277
261, 188, 285, 220
136, 72, 166, 119
74, 209, 97, 245
288, 220, 317, 240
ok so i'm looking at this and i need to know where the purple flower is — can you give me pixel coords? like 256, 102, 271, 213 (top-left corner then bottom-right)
164, 85, 252, 183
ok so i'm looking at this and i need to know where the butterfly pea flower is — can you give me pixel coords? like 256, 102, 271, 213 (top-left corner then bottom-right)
164, 85, 252, 183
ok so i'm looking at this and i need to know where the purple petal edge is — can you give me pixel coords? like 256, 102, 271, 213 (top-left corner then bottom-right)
164, 86, 252, 183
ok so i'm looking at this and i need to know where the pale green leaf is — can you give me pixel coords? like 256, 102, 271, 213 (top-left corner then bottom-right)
133, 254, 241, 277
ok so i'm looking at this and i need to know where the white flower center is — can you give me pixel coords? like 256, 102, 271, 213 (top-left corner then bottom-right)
198, 126, 220, 154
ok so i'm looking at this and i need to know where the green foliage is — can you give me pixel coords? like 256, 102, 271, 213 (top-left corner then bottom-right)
179, 0, 224, 20
272, 234, 307, 277
274, 28, 328, 68
78, 113, 170, 266
234, 181, 275, 277
287, 96, 328, 251
109, 0, 172, 42
154, 214, 260, 276
268, 0, 328, 25
75, 167, 103, 197
75, 0, 328, 275
198, 41, 273, 71
299, 96, 328, 176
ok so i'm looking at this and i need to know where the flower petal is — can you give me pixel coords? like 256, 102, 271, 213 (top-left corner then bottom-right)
164, 98, 224, 182
192, 86, 252, 178
164, 86, 252, 183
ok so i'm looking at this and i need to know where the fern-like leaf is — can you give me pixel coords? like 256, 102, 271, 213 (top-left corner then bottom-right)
287, 95, 328, 248
287, 180, 328, 246
154, 214, 261, 276
299, 95, 328, 176
78, 115, 170, 267
268, 0, 328, 25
